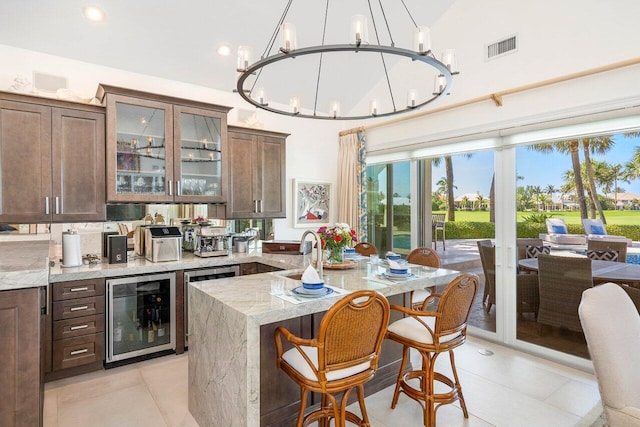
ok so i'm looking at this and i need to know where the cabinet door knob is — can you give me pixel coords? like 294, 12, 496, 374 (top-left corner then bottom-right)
70, 286, 89, 292
177, 180, 181, 196
70, 305, 89, 312
70, 348, 89, 356
70, 324, 89, 331
45, 196, 50, 215
168, 180, 173, 196
55, 196, 60, 215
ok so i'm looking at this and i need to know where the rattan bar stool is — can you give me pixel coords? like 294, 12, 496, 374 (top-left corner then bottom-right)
385, 274, 479, 427
354, 242, 378, 256
274, 290, 390, 427
406, 247, 441, 310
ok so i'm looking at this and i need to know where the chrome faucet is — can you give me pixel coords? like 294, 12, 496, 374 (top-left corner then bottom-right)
300, 230, 323, 280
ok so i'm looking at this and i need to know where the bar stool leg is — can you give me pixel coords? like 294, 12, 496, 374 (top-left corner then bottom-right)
297, 389, 309, 427
391, 345, 410, 408
449, 350, 468, 418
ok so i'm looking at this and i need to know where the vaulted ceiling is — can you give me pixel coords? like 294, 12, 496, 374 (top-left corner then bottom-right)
0, 0, 457, 115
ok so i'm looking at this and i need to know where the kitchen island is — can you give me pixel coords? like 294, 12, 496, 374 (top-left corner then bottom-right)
187, 257, 460, 426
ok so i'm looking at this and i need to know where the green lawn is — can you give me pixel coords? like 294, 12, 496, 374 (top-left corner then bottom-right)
435, 210, 640, 225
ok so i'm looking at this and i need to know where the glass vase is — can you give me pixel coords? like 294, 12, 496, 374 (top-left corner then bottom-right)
326, 246, 344, 264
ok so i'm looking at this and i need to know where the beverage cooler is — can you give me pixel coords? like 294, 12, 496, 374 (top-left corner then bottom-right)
106, 272, 176, 364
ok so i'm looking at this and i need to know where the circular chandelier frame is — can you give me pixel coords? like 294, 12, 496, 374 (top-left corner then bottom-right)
237, 44, 454, 120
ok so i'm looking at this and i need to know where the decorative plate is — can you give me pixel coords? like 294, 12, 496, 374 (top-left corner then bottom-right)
322, 260, 358, 270
292, 286, 334, 297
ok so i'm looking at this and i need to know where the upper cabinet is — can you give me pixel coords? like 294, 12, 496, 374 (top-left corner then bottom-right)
97, 85, 231, 204
227, 126, 288, 219
0, 92, 105, 223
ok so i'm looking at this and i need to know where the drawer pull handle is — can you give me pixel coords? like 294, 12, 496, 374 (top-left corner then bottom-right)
70, 324, 89, 331
70, 305, 89, 312
70, 287, 89, 292
70, 348, 88, 356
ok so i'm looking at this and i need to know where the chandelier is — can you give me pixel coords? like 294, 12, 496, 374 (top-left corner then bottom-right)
235, 0, 459, 120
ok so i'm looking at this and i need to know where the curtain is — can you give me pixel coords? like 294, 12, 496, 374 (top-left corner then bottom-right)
337, 130, 367, 241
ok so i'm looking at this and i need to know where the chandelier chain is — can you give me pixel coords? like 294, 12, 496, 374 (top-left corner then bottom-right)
313, 0, 331, 115
375, 0, 395, 46
399, 0, 418, 28
367, 0, 397, 112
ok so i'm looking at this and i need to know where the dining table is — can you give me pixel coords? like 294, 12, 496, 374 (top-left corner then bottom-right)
518, 258, 640, 287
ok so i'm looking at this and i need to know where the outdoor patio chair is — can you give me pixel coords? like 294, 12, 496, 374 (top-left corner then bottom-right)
583, 218, 633, 246
432, 214, 446, 250
407, 247, 441, 310
537, 254, 593, 333
478, 242, 539, 316
476, 240, 493, 305
587, 239, 627, 263
516, 238, 543, 260
540, 218, 586, 245
579, 283, 640, 426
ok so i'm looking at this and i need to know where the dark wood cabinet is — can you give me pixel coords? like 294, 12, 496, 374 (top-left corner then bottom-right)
0, 287, 43, 427
46, 278, 105, 381
227, 127, 288, 219
97, 85, 231, 204
0, 92, 105, 223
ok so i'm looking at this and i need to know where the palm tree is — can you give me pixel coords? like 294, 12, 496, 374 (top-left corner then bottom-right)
432, 154, 472, 222
529, 141, 588, 219
544, 184, 557, 210
581, 136, 614, 223
461, 195, 470, 210
624, 146, 640, 181
475, 192, 486, 210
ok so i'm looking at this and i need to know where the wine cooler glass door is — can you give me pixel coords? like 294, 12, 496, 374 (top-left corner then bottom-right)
107, 272, 176, 363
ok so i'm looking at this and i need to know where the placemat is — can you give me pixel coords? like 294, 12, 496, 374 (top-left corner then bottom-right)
272, 285, 351, 304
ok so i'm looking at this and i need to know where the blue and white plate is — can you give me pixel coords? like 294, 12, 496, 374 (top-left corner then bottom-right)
302, 281, 325, 290
292, 286, 333, 297
381, 272, 415, 281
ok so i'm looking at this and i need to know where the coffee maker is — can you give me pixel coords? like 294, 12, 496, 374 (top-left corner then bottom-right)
194, 225, 230, 257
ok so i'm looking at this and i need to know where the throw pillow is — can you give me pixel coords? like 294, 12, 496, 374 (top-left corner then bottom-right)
550, 224, 567, 234
590, 224, 606, 235
526, 245, 551, 258
586, 250, 618, 262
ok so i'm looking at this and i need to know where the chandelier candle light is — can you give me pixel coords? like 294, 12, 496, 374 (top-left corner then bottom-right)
318, 223, 358, 264
235, 0, 459, 120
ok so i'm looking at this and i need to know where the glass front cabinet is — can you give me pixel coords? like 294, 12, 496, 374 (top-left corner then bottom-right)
99, 85, 231, 203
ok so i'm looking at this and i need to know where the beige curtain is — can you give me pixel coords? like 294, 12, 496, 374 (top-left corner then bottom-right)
337, 130, 367, 239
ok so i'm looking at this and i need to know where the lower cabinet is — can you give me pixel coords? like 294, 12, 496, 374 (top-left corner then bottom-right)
45, 278, 105, 381
0, 287, 44, 427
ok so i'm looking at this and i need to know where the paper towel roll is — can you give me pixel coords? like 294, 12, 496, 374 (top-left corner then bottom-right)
62, 231, 83, 267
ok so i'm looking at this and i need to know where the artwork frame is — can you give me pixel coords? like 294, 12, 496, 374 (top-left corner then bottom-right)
293, 179, 332, 228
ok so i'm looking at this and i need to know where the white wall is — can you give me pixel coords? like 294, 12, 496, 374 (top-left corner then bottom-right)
0, 44, 345, 240
359, 0, 640, 152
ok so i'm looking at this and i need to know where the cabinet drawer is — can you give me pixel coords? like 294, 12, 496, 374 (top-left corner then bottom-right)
53, 314, 105, 340
52, 279, 105, 301
53, 295, 104, 320
53, 332, 104, 371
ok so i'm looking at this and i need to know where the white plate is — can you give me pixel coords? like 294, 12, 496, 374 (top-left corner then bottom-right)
381, 272, 415, 281
292, 286, 334, 297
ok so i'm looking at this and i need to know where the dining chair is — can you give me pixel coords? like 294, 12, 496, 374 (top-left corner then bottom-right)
516, 238, 543, 260
537, 254, 593, 333
579, 283, 640, 426
406, 247, 441, 310
478, 242, 539, 316
274, 290, 390, 427
431, 214, 446, 250
354, 241, 377, 256
587, 239, 627, 263
385, 273, 478, 427
476, 240, 493, 305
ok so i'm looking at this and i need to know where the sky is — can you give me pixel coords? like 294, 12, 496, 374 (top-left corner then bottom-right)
387, 133, 640, 199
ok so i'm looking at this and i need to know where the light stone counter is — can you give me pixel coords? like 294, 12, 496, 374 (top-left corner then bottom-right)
0, 240, 50, 291
187, 259, 461, 427
49, 248, 307, 283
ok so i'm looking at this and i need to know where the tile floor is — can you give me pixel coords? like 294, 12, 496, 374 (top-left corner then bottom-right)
44, 336, 604, 427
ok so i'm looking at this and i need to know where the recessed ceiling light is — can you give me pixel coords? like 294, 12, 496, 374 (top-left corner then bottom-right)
217, 44, 231, 57
83, 6, 106, 22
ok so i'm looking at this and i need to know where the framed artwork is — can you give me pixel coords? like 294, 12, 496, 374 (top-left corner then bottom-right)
293, 179, 331, 228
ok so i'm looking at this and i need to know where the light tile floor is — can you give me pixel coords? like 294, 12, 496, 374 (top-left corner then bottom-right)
44, 336, 604, 427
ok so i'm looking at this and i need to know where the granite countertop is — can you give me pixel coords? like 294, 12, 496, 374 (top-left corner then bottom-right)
0, 240, 50, 291
49, 248, 310, 283
189, 258, 461, 325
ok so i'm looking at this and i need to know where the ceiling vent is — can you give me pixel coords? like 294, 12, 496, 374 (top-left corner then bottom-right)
486, 35, 518, 60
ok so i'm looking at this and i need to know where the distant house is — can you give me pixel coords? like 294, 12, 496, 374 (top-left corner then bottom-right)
613, 192, 640, 210
453, 193, 490, 210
